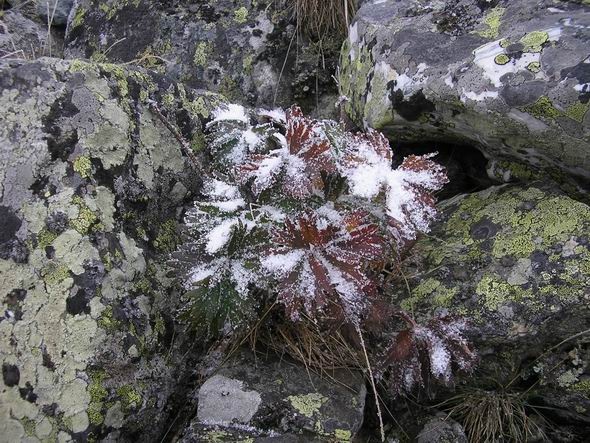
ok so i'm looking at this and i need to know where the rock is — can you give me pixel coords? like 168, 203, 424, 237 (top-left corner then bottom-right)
390, 183, 590, 439
63, 0, 342, 116
0, 10, 63, 59
339, 0, 590, 191
416, 416, 467, 443
0, 57, 223, 441
180, 351, 366, 442
38, 0, 75, 26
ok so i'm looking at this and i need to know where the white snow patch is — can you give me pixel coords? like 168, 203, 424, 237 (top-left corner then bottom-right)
208, 104, 249, 125
205, 218, 239, 254
460, 89, 499, 102
262, 250, 305, 276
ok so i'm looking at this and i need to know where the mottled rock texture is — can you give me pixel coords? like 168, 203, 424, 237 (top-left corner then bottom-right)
181, 351, 366, 442
390, 183, 590, 437
0, 9, 63, 59
339, 0, 590, 191
64, 0, 342, 116
0, 57, 222, 442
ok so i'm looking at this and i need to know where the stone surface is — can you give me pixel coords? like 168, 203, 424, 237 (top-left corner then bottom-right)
416, 416, 468, 443
38, 0, 75, 26
0, 9, 63, 59
389, 183, 590, 439
64, 0, 342, 116
0, 57, 222, 442
339, 0, 590, 190
181, 351, 366, 442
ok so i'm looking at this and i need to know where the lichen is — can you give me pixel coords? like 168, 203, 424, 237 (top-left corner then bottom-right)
37, 228, 58, 249
475, 274, 534, 310
42, 264, 71, 286
522, 95, 562, 120
520, 31, 549, 52
193, 42, 211, 67
494, 54, 510, 65
565, 101, 589, 123
70, 196, 101, 234
234, 7, 249, 24
116, 385, 142, 411
98, 306, 120, 330
527, 61, 541, 73
475, 7, 505, 39
287, 393, 327, 418
73, 155, 93, 179
334, 429, 352, 441
87, 370, 108, 426
153, 219, 179, 253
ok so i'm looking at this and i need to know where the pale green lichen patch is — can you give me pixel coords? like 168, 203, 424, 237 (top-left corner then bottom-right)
527, 61, 541, 73
520, 30, 549, 52
116, 385, 142, 411
73, 155, 93, 179
70, 196, 102, 234
494, 54, 510, 65
565, 101, 589, 123
287, 393, 327, 418
234, 7, 249, 24
193, 42, 211, 67
522, 95, 562, 120
153, 219, 179, 253
475, 7, 505, 39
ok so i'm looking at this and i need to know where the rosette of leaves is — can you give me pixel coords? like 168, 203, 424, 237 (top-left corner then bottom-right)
175, 103, 449, 337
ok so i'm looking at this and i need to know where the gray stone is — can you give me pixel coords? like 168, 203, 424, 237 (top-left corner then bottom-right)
63, 0, 342, 117
197, 375, 262, 425
417, 416, 468, 443
181, 351, 366, 441
0, 57, 222, 442
38, 0, 75, 26
339, 0, 590, 191
0, 10, 63, 59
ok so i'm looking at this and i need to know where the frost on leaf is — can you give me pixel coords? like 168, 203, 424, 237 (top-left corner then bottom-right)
235, 105, 336, 199
379, 313, 477, 395
262, 211, 386, 323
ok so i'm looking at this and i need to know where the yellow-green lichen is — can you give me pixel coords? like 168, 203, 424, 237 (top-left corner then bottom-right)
153, 219, 179, 253
520, 30, 549, 52
20, 417, 36, 437
475, 7, 505, 39
116, 385, 142, 411
70, 196, 101, 234
73, 155, 92, 179
571, 380, 590, 397
242, 54, 254, 74
494, 54, 510, 65
475, 274, 534, 310
565, 101, 589, 123
193, 42, 211, 67
42, 264, 71, 286
287, 393, 327, 418
87, 370, 108, 426
522, 95, 562, 120
334, 429, 352, 441
234, 7, 249, 24
527, 61, 541, 73
71, 7, 85, 28
37, 228, 58, 249
98, 306, 120, 330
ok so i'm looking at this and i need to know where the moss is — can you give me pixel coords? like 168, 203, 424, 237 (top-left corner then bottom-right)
69, 59, 94, 73
475, 7, 505, 39
153, 219, 179, 253
522, 95, 562, 120
520, 31, 549, 52
191, 131, 206, 152
234, 7, 249, 24
70, 196, 101, 234
193, 42, 210, 67
565, 101, 589, 123
37, 228, 58, 249
116, 385, 142, 411
73, 155, 93, 179
287, 393, 327, 418
494, 54, 510, 65
43, 264, 71, 286
71, 7, 86, 29
527, 61, 541, 73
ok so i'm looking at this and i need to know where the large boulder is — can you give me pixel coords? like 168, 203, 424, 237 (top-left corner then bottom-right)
63, 0, 342, 116
0, 10, 63, 59
339, 0, 590, 190
0, 57, 222, 442
179, 351, 366, 442
389, 183, 590, 437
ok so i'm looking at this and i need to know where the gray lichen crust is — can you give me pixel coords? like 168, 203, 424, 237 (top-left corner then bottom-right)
339, 0, 590, 190
0, 57, 223, 441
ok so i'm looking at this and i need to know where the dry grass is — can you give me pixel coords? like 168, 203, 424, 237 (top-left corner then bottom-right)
293, 0, 356, 38
441, 389, 547, 443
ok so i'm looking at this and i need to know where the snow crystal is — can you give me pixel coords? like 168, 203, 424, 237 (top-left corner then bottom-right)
208, 104, 249, 125
205, 179, 241, 199
428, 336, 451, 380
241, 129, 262, 151
205, 218, 239, 254
251, 153, 284, 192
262, 250, 305, 276
187, 264, 217, 285
207, 199, 246, 212
259, 108, 286, 123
